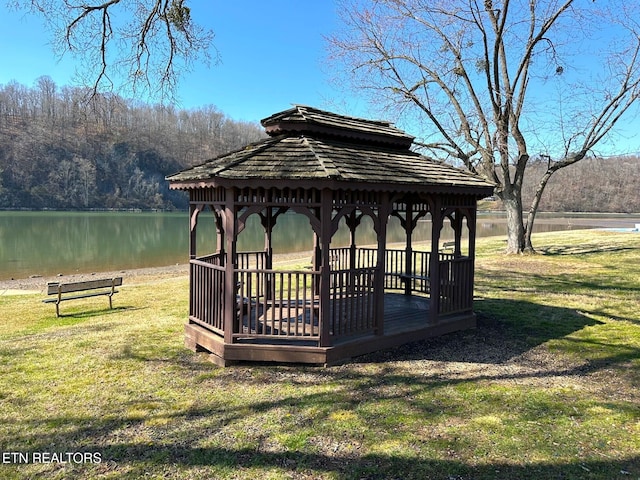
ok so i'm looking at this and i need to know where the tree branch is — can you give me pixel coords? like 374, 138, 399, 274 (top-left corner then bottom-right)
12, 0, 216, 102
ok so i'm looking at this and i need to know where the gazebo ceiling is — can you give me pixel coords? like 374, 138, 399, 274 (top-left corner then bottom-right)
166, 105, 494, 196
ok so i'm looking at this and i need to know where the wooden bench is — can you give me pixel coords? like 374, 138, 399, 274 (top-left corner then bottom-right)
398, 273, 431, 293
399, 274, 430, 284
43, 277, 122, 317
440, 241, 455, 253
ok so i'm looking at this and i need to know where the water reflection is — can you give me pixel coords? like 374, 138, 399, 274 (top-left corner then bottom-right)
1, 211, 638, 280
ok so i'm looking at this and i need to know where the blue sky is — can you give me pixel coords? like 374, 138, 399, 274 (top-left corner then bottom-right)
1, 1, 639, 155
0, 1, 365, 123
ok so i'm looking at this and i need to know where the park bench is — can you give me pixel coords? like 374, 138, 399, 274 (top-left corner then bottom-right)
43, 277, 122, 317
397, 273, 431, 294
440, 241, 455, 253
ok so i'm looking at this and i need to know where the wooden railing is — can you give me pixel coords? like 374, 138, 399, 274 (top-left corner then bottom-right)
197, 252, 225, 266
328, 267, 378, 337
353, 247, 378, 269
189, 248, 474, 343
235, 251, 267, 270
196, 251, 267, 269
189, 259, 225, 334
235, 268, 320, 339
330, 247, 351, 270
382, 248, 404, 290
349, 248, 432, 294
438, 257, 473, 315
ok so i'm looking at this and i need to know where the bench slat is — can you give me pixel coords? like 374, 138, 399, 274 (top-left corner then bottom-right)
47, 277, 122, 295
43, 289, 119, 303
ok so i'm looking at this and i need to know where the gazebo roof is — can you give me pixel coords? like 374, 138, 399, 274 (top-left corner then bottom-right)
167, 106, 494, 196
261, 104, 414, 148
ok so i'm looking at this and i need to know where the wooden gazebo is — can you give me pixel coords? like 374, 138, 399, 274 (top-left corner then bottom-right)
167, 106, 494, 366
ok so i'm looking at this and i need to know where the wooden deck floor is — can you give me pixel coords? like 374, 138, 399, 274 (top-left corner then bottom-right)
381, 292, 430, 334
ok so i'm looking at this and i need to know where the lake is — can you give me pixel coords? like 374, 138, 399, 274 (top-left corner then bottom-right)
1, 211, 638, 280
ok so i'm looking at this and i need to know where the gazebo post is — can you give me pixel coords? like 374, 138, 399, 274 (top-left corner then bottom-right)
467, 208, 477, 260
319, 189, 333, 347
261, 207, 274, 300
188, 204, 198, 325
189, 204, 199, 260
429, 198, 443, 324
346, 211, 360, 273
467, 207, 478, 308
375, 193, 391, 336
214, 207, 224, 256
223, 187, 237, 345
261, 205, 289, 269
404, 200, 414, 296
452, 210, 463, 257
312, 231, 321, 295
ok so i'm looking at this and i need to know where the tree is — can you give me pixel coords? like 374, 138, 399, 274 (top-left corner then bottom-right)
330, 0, 640, 253
8, 0, 216, 102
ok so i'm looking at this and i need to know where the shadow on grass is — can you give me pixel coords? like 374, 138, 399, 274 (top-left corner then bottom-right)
7, 414, 639, 480
54, 305, 136, 320
355, 297, 602, 366
136, 448, 639, 480
539, 244, 636, 256
5, 354, 639, 479
475, 267, 639, 298
72, 446, 640, 479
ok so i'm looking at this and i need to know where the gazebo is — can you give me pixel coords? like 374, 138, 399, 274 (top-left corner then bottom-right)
167, 106, 494, 366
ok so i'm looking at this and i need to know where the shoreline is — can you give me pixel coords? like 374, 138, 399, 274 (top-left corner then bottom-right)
4, 225, 639, 295
3, 213, 639, 286
0, 263, 190, 295
0, 250, 318, 295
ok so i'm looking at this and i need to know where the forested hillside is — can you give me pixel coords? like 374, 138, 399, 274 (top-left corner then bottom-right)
0, 77, 264, 210
1, 78, 639, 212
520, 156, 640, 213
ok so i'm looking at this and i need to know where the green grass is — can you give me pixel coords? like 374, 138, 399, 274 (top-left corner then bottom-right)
0, 230, 639, 479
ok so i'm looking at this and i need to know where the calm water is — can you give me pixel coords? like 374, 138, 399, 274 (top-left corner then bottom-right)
1, 211, 638, 280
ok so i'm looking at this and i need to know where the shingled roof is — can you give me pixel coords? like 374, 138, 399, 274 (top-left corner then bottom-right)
167, 106, 494, 195
261, 105, 414, 148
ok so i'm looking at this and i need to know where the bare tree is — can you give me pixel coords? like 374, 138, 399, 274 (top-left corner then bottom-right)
8, 0, 216, 102
35, 75, 57, 121
330, 0, 640, 253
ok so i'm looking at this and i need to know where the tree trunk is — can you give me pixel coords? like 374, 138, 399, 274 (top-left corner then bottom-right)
524, 168, 557, 251
501, 192, 526, 254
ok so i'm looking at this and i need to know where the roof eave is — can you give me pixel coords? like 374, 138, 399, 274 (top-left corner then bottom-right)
168, 176, 494, 198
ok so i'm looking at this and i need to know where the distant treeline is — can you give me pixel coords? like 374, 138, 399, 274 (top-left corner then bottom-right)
1, 78, 639, 212
0, 77, 264, 210
520, 155, 640, 213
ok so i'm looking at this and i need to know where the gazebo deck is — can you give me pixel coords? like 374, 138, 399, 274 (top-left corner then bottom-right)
185, 292, 475, 366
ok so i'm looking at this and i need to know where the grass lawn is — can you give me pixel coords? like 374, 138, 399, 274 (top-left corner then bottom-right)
0, 230, 638, 479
